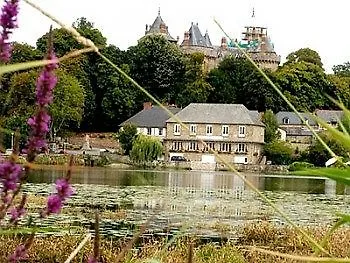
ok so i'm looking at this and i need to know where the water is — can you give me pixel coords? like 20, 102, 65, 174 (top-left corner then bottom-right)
23, 166, 350, 239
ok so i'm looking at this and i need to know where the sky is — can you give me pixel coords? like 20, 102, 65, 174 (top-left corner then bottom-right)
5, 0, 350, 72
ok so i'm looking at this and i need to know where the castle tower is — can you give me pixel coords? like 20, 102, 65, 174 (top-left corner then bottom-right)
241, 8, 281, 71
144, 9, 177, 43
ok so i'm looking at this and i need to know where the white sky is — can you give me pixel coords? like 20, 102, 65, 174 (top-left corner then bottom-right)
5, 0, 350, 72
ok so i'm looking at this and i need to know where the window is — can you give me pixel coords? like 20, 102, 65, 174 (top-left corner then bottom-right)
238, 126, 246, 137
282, 117, 290, 124
237, 143, 246, 153
172, 141, 183, 151
220, 143, 231, 152
190, 124, 197, 135
204, 142, 215, 151
158, 128, 163, 136
222, 125, 229, 136
206, 125, 213, 136
188, 141, 198, 151
174, 124, 181, 135
147, 128, 151, 135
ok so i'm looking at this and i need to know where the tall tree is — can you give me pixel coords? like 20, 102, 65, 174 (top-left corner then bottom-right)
332, 62, 350, 77
286, 48, 323, 69
262, 110, 279, 143
208, 56, 282, 111
274, 61, 332, 111
128, 35, 186, 102
7, 69, 85, 135
176, 52, 212, 107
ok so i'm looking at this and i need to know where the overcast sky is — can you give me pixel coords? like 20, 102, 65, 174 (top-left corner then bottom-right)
6, 0, 350, 72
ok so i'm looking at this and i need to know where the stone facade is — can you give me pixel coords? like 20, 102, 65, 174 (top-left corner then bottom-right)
164, 104, 265, 165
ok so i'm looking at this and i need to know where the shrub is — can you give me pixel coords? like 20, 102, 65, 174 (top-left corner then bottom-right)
289, 161, 314, 171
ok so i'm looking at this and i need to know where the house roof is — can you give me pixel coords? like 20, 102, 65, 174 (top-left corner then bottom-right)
276, 111, 317, 126
204, 31, 213, 47
315, 110, 343, 123
121, 106, 181, 128
146, 12, 177, 42
280, 126, 313, 136
167, 103, 263, 126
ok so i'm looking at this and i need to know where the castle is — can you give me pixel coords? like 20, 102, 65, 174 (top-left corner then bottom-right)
143, 9, 281, 71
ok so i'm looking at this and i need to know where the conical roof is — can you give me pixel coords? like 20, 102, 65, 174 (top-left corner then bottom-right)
145, 10, 176, 42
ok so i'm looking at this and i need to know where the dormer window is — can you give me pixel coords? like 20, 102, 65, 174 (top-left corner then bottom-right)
282, 117, 290, 124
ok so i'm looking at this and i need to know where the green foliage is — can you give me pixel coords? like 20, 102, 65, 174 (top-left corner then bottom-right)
306, 132, 347, 167
117, 124, 138, 155
264, 140, 294, 165
176, 52, 212, 107
274, 61, 332, 111
128, 34, 186, 102
288, 161, 314, 171
262, 110, 279, 143
332, 61, 350, 77
130, 134, 163, 164
286, 48, 323, 68
208, 56, 282, 111
6, 69, 85, 135
327, 74, 350, 108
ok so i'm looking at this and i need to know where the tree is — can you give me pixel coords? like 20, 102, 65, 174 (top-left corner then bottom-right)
36, 18, 109, 131
274, 61, 333, 111
306, 132, 347, 166
130, 134, 163, 164
262, 110, 279, 143
208, 56, 282, 111
7, 69, 85, 135
327, 74, 350, 108
101, 64, 141, 130
332, 62, 350, 77
117, 124, 138, 155
128, 34, 186, 102
286, 48, 323, 69
264, 140, 294, 165
176, 52, 212, 107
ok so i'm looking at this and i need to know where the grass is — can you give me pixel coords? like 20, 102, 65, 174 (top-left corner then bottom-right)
0, 222, 349, 262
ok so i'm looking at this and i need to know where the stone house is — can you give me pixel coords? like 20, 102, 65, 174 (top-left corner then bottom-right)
164, 103, 265, 165
120, 102, 181, 140
276, 110, 343, 150
276, 111, 317, 150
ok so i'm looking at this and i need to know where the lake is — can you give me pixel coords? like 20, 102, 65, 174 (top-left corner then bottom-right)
23, 166, 350, 239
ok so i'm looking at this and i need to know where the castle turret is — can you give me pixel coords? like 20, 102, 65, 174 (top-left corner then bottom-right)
144, 9, 177, 43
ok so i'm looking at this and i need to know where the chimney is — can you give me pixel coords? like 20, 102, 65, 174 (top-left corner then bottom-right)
143, 102, 152, 110
182, 31, 190, 46
160, 22, 167, 34
221, 37, 227, 49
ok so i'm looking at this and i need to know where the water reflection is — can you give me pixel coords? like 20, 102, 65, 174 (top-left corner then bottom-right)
25, 167, 350, 238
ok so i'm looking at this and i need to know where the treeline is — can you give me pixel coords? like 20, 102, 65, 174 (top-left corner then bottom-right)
1, 17, 350, 137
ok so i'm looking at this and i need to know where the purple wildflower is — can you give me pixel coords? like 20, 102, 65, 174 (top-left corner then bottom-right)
35, 50, 58, 106
9, 206, 25, 223
25, 48, 58, 158
0, 0, 19, 62
87, 256, 100, 263
8, 245, 28, 263
46, 194, 62, 214
0, 161, 22, 197
42, 178, 74, 216
55, 178, 74, 200
9, 194, 26, 224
